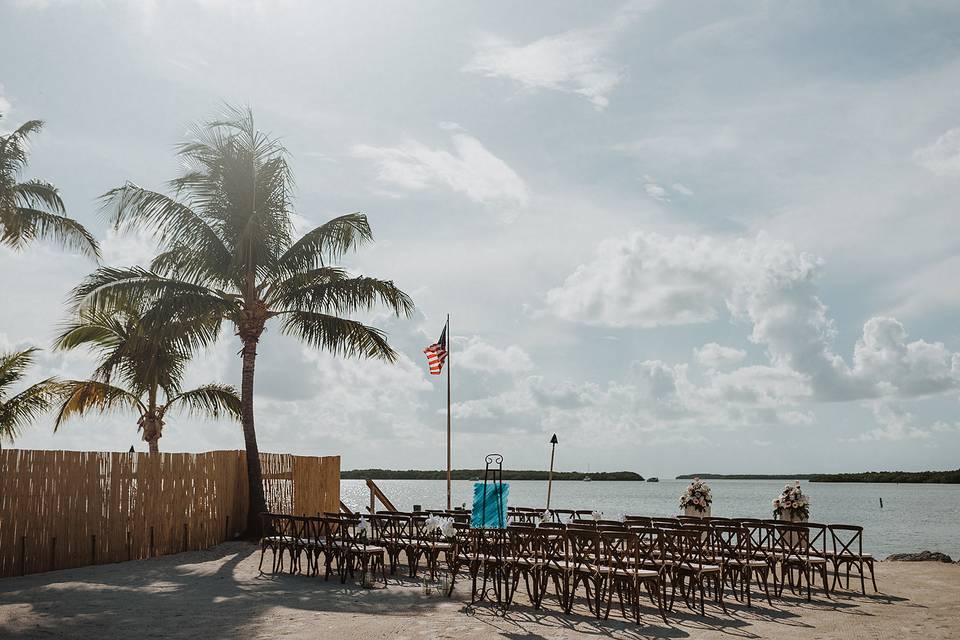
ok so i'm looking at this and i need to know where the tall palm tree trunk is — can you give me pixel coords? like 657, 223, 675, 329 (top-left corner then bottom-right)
240, 335, 267, 537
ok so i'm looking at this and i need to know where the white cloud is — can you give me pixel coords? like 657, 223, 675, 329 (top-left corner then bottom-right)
851, 317, 959, 398
455, 337, 534, 374
546, 231, 960, 402
351, 127, 529, 213
643, 175, 670, 202
914, 127, 960, 176
849, 402, 931, 442
544, 232, 733, 329
463, 2, 656, 109
694, 343, 746, 369
100, 225, 161, 267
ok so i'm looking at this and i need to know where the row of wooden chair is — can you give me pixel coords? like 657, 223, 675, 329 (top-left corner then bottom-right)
508, 508, 877, 596
258, 511, 463, 585
258, 510, 876, 624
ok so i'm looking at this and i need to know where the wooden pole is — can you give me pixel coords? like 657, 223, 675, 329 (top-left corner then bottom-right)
546, 434, 558, 511
446, 314, 452, 511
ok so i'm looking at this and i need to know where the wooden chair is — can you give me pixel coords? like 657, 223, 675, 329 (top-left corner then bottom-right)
377, 513, 410, 576
597, 530, 663, 622
531, 528, 571, 611
710, 523, 772, 606
662, 528, 726, 616
257, 512, 294, 574
631, 527, 669, 623
828, 524, 877, 593
567, 528, 605, 617
772, 523, 831, 601
505, 525, 539, 606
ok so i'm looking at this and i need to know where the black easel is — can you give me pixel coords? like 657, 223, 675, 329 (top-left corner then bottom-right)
480, 453, 505, 528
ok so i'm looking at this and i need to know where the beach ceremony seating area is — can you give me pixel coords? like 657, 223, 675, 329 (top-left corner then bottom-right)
256, 506, 879, 627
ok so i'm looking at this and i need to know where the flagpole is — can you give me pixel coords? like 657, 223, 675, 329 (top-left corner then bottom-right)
446, 314, 452, 510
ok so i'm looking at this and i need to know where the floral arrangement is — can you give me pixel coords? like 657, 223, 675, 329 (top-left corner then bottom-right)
773, 481, 810, 520
424, 514, 457, 538
678, 477, 712, 513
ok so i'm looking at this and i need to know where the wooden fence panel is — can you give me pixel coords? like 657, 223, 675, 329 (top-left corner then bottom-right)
291, 455, 340, 516
0, 449, 339, 578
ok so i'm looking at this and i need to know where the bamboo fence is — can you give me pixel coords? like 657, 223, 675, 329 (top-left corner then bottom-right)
0, 449, 340, 578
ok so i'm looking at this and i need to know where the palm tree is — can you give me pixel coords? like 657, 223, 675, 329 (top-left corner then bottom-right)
0, 348, 59, 448
0, 116, 100, 258
70, 107, 413, 534
53, 304, 241, 452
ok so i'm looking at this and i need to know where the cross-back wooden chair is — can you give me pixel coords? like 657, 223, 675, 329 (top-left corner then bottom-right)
711, 523, 772, 606
505, 525, 539, 607
531, 528, 571, 611
772, 523, 831, 601
257, 513, 295, 574
566, 528, 605, 617
661, 527, 726, 616
828, 524, 877, 594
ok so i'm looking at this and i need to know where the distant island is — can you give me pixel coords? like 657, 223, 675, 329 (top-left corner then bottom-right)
342, 469, 644, 481
676, 469, 960, 483
807, 469, 960, 483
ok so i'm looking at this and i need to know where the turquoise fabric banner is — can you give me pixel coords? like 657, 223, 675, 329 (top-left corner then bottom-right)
471, 482, 509, 528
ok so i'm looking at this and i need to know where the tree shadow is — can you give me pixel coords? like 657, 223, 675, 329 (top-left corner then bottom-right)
0, 542, 444, 639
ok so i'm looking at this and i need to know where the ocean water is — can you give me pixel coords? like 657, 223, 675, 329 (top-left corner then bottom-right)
341, 478, 960, 559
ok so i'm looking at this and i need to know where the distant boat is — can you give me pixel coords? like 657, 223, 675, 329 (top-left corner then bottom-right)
647, 477, 659, 483
582, 475, 592, 482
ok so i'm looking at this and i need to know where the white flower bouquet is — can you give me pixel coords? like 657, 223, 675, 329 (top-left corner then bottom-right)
678, 477, 713, 513
773, 481, 811, 520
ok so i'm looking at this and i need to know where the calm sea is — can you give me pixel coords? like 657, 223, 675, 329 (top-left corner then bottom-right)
341, 478, 960, 559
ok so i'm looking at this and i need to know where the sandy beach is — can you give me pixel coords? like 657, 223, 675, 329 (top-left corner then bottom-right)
0, 542, 956, 639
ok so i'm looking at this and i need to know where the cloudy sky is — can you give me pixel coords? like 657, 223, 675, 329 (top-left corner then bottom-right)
2, 0, 960, 477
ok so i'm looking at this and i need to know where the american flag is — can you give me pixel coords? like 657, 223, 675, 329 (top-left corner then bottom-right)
423, 321, 448, 375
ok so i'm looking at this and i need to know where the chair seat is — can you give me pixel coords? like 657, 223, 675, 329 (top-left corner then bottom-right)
675, 563, 722, 574
726, 558, 769, 568
348, 544, 385, 554
782, 554, 827, 564
829, 551, 873, 559
591, 565, 659, 579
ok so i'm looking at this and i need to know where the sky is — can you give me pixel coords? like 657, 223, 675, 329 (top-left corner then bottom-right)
1, 0, 960, 478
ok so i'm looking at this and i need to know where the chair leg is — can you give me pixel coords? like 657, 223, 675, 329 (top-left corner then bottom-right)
716, 574, 727, 614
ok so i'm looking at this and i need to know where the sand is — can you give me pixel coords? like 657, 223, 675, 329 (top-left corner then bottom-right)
0, 542, 957, 639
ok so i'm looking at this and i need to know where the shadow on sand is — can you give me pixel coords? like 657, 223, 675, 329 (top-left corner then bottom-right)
0, 542, 911, 639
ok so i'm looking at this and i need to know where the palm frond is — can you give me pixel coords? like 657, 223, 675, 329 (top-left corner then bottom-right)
0, 119, 44, 175
70, 266, 228, 314
52, 380, 144, 430
0, 348, 41, 391
1, 207, 101, 259
272, 213, 373, 278
278, 311, 399, 362
0, 378, 58, 444
150, 245, 235, 288
269, 269, 414, 318
14, 179, 65, 213
162, 383, 241, 421
99, 183, 229, 268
